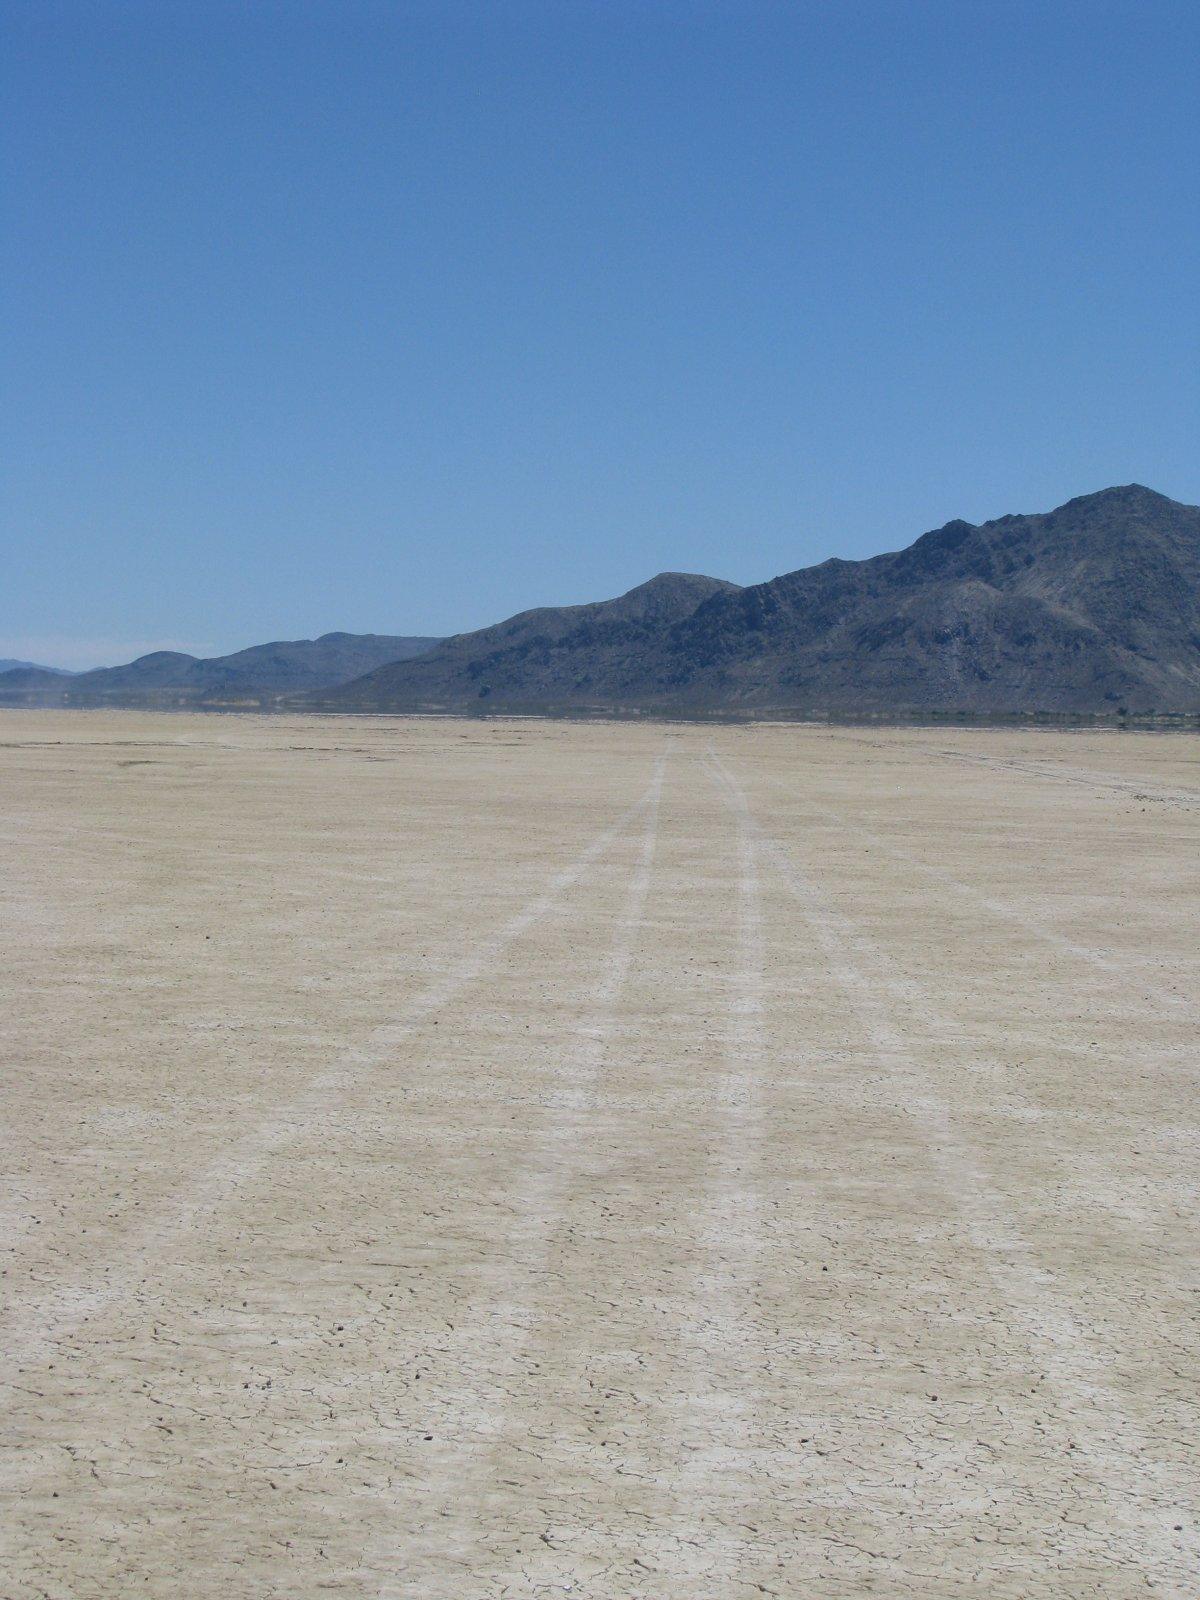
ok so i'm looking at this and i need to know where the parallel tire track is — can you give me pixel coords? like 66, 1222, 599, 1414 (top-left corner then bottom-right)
706, 748, 1197, 1590
2, 758, 667, 1370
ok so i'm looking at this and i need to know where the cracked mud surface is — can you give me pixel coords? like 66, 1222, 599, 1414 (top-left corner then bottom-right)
1, 710, 1197, 1598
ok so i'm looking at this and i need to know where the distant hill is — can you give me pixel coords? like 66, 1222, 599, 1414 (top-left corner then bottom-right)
0, 633, 442, 707
317, 487, 1200, 717
0, 658, 72, 674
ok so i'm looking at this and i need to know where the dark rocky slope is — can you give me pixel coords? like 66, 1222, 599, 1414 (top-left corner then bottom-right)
311, 573, 742, 712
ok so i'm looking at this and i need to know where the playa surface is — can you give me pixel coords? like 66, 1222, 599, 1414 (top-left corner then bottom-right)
2, 710, 1197, 1598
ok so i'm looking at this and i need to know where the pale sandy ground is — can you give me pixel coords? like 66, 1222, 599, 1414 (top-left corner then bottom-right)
1, 710, 1198, 1600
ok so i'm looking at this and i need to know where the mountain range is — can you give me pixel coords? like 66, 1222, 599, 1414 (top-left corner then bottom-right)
315, 485, 1200, 717
0, 633, 441, 708
3, 485, 1197, 718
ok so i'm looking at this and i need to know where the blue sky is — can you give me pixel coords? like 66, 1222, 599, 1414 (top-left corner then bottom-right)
3, 0, 1198, 668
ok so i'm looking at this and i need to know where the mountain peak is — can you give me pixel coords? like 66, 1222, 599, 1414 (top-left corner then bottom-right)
1045, 483, 1182, 520
625, 570, 740, 596
600, 570, 740, 624
903, 518, 978, 571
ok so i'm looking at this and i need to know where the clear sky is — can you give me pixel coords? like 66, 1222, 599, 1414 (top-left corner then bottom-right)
3, 0, 1198, 668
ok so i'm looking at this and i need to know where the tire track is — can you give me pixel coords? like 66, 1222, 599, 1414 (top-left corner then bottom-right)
824, 731, 1200, 808
755, 769, 1197, 1015
915, 744, 1200, 807
682, 751, 767, 1447
706, 748, 1198, 1588
366, 749, 668, 1596
653, 750, 771, 1590
1, 754, 667, 1370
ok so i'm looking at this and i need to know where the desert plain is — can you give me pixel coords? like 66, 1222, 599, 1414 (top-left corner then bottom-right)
1, 708, 1198, 1599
